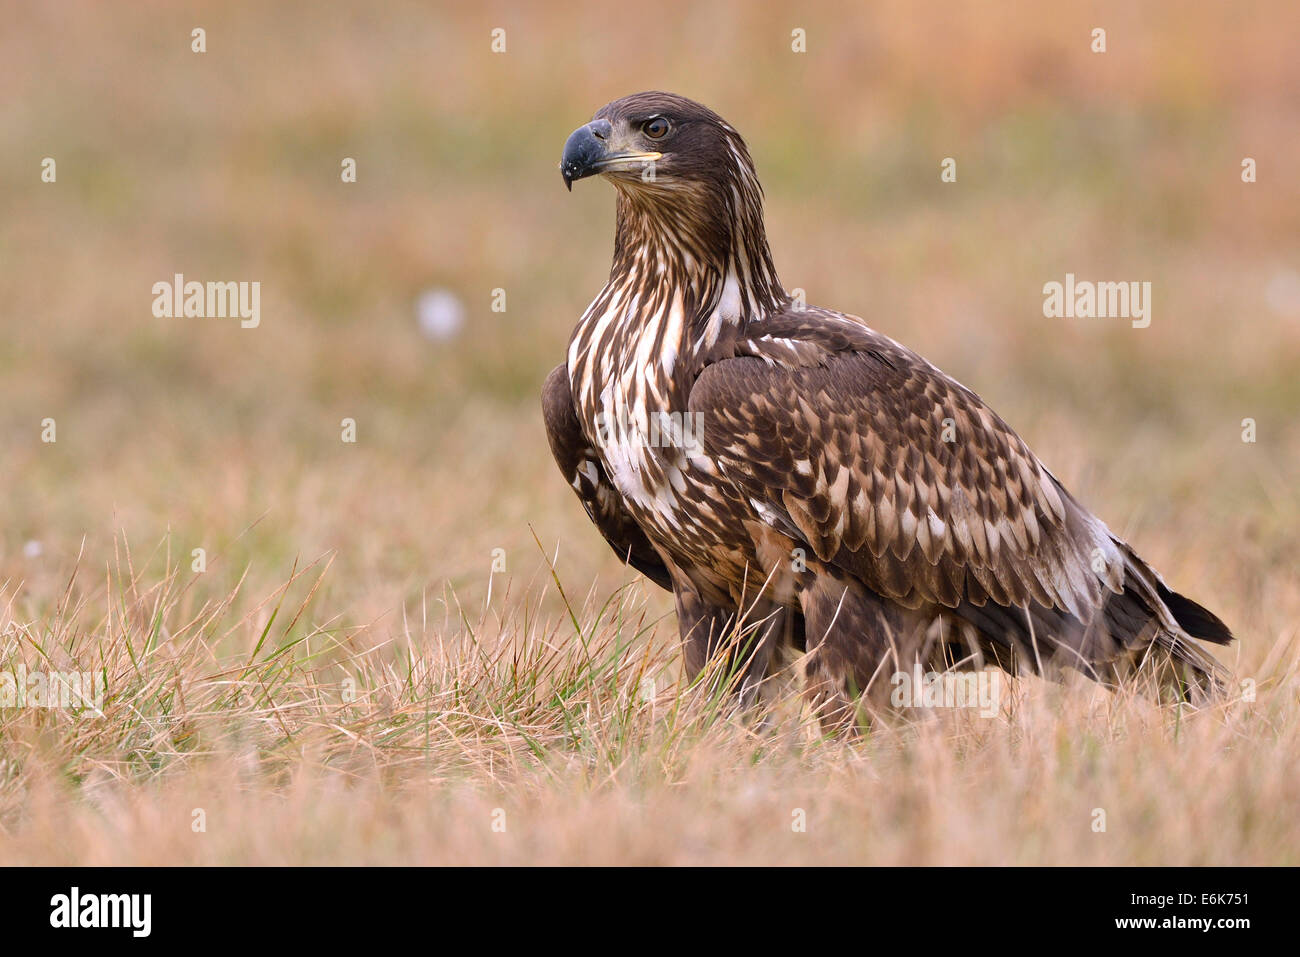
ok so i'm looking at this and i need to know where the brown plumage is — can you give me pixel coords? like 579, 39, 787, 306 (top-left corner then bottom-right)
544, 91, 1232, 728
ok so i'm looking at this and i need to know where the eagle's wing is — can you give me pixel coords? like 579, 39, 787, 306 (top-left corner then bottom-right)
542, 364, 672, 591
687, 310, 1231, 661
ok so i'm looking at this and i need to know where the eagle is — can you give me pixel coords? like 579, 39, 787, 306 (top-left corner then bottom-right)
543, 91, 1232, 728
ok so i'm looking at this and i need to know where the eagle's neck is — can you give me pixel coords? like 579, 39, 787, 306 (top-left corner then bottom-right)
609, 182, 786, 343
574, 182, 783, 372
567, 170, 786, 452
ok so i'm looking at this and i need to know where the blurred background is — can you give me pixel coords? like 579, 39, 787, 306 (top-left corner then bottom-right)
2, 0, 1297, 656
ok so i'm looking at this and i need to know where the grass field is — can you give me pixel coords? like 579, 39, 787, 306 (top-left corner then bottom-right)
1, 0, 1298, 864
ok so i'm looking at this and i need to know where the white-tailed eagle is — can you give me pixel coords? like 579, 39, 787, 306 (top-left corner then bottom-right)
543, 92, 1232, 728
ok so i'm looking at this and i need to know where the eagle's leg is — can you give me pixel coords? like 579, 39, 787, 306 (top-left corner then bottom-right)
674, 586, 734, 678
797, 568, 926, 734
674, 586, 787, 710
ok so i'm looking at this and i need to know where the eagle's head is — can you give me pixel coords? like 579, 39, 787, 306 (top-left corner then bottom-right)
559, 91, 755, 199
560, 92, 782, 316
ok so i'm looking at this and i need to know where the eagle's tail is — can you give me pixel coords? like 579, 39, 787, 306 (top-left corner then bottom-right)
1070, 540, 1234, 703
1156, 579, 1234, 646
952, 541, 1234, 704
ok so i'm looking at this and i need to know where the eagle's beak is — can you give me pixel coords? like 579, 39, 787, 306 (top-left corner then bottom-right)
560, 119, 661, 191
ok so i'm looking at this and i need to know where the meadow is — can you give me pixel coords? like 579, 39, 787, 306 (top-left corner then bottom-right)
1, 0, 1297, 864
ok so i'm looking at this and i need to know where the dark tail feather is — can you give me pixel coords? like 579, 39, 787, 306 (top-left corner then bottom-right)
1157, 582, 1234, 645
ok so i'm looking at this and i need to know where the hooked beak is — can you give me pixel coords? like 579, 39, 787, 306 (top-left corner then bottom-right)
560, 119, 662, 191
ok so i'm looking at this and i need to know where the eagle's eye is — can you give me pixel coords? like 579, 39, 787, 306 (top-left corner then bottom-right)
642, 117, 669, 139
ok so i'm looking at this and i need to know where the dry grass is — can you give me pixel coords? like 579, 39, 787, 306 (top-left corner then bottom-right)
2, 0, 1299, 863
3, 541, 1298, 865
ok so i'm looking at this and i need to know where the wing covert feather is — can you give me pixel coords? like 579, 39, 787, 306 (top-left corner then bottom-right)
688, 322, 1121, 614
